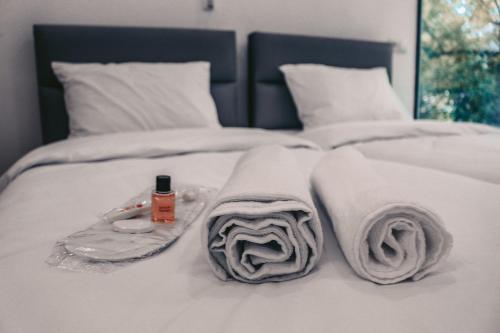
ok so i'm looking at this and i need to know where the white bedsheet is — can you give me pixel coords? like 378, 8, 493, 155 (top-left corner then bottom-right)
1, 127, 499, 333
299, 120, 500, 183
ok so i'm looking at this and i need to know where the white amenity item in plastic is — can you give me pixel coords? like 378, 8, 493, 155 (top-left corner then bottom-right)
112, 219, 155, 234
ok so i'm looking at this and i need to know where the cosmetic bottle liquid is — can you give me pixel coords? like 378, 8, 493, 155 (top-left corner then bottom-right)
151, 175, 175, 223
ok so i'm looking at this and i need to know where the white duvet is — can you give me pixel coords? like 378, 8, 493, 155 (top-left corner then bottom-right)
299, 120, 500, 183
1, 125, 500, 333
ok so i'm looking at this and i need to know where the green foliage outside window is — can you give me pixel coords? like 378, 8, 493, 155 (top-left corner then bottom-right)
419, 0, 499, 125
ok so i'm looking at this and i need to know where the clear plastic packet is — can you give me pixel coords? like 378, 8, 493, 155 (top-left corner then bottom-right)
46, 184, 216, 273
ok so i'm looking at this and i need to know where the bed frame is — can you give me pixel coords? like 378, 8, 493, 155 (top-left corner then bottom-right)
248, 32, 394, 129
34, 25, 394, 142
33, 25, 239, 144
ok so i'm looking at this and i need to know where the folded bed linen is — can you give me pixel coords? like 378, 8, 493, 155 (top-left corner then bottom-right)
312, 147, 453, 284
204, 145, 323, 283
300, 120, 500, 184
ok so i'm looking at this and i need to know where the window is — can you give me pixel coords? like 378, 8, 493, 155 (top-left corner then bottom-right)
416, 0, 499, 126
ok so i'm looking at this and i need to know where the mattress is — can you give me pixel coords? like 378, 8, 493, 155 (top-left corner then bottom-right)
0, 125, 499, 333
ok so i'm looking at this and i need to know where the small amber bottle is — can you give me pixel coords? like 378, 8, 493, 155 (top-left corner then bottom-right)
151, 175, 175, 223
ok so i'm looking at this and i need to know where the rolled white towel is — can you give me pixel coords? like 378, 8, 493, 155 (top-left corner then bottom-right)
312, 147, 453, 284
204, 145, 323, 283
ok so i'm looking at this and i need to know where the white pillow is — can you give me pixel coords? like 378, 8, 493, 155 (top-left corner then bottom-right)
280, 64, 410, 129
52, 61, 221, 137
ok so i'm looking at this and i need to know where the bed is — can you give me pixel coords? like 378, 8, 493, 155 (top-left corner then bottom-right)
0, 26, 499, 333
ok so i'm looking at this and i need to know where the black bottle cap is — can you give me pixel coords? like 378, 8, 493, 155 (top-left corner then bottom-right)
156, 175, 171, 193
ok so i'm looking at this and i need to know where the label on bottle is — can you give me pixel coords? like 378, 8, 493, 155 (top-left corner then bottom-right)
159, 206, 172, 213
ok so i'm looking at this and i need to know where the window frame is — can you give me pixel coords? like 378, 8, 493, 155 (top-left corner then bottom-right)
414, 0, 424, 119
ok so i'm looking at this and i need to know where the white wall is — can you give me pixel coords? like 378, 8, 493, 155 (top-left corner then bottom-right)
0, 0, 417, 174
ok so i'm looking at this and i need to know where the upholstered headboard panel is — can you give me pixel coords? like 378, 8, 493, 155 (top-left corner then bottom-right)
34, 24, 240, 144
248, 32, 394, 129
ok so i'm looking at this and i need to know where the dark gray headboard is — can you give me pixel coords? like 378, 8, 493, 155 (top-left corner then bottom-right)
34, 24, 240, 144
248, 32, 394, 129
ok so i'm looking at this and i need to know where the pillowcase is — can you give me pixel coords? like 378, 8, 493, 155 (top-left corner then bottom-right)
52, 61, 221, 137
280, 64, 410, 129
